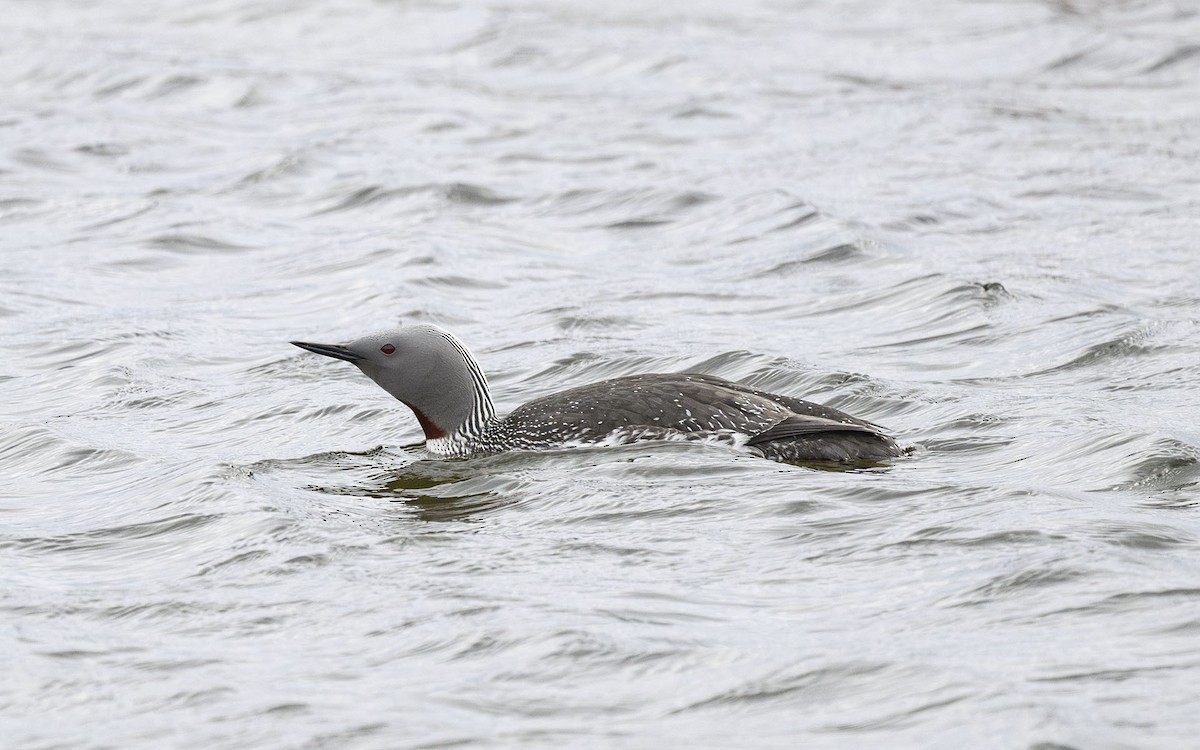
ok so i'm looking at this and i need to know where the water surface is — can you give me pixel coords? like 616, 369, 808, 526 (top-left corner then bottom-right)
4, 1, 1200, 747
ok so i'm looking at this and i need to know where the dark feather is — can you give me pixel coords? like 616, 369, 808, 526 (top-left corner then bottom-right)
492, 372, 900, 463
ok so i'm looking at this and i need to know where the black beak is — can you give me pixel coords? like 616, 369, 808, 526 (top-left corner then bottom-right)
291, 341, 362, 363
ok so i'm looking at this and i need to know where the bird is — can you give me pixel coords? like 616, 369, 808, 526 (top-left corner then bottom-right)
291, 324, 901, 464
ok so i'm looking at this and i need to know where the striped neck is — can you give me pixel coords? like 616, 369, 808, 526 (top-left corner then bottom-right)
425, 328, 497, 453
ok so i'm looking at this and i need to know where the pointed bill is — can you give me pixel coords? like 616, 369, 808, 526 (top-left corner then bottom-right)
290, 341, 362, 363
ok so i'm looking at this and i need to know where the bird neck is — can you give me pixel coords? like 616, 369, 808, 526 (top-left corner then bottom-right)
422, 331, 497, 450
449, 374, 497, 441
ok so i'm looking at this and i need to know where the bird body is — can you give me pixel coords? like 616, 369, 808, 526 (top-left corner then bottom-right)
292, 325, 900, 464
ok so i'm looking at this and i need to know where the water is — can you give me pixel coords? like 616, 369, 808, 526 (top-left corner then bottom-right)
4, 0, 1200, 747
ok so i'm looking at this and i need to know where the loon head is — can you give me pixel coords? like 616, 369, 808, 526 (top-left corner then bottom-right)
291, 324, 494, 441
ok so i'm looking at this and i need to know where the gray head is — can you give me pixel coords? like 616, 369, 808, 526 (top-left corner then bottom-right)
291, 324, 494, 441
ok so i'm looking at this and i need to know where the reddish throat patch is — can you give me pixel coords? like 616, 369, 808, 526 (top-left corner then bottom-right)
403, 401, 447, 440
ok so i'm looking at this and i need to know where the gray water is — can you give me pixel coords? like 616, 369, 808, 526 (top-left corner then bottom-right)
4, 0, 1200, 747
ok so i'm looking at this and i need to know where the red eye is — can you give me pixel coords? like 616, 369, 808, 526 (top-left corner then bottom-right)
381, 344, 395, 355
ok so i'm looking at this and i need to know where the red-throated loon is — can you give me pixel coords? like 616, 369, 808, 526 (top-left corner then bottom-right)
291, 324, 901, 463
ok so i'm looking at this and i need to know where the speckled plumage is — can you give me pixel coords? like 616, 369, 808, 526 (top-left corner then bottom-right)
454, 373, 900, 462
292, 325, 901, 464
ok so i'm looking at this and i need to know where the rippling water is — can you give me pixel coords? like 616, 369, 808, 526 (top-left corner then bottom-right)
4, 0, 1200, 747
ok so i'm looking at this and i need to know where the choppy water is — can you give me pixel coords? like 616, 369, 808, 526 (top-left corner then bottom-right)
4, 1, 1200, 747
